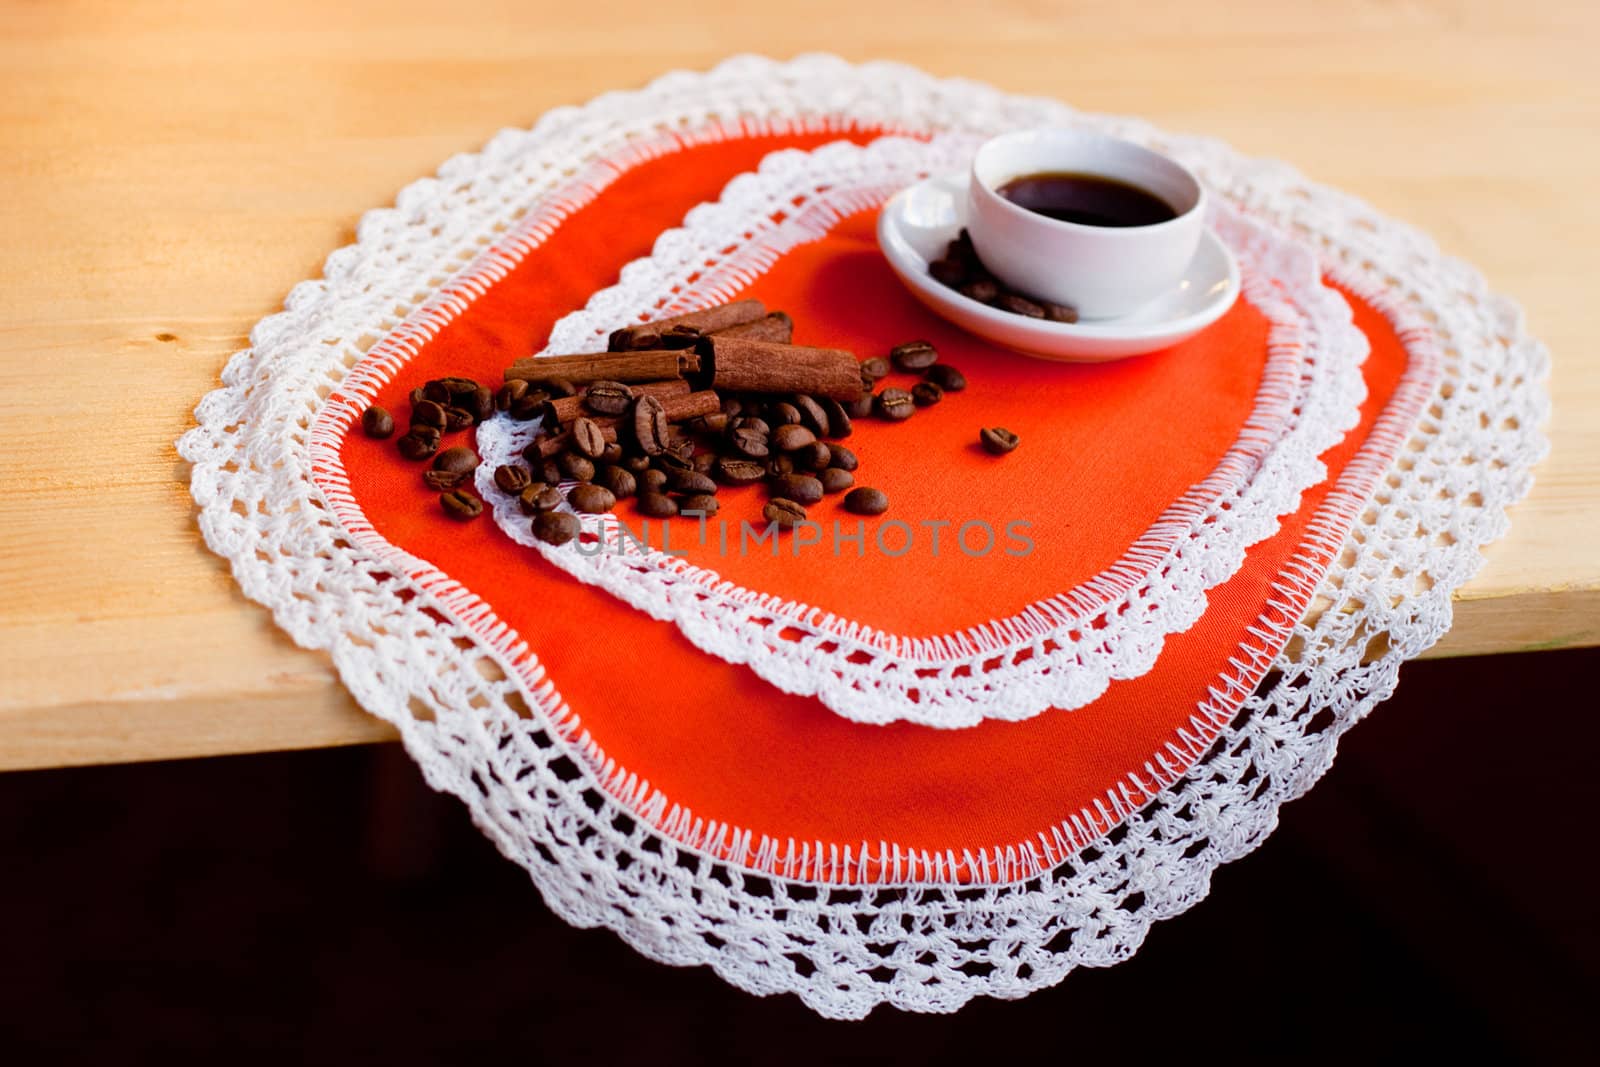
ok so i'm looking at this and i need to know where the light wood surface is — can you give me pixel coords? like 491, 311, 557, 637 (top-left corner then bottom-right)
2, 0, 1596, 772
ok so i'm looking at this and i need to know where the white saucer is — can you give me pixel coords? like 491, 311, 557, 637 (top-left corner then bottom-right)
877, 172, 1241, 361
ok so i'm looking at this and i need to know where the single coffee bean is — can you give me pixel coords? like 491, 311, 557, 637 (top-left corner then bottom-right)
409, 386, 427, 407
567, 483, 616, 514
595, 464, 637, 500
818, 397, 853, 438
859, 356, 890, 382
585, 380, 634, 415
1041, 300, 1078, 323
636, 491, 679, 518
571, 417, 607, 458
424, 468, 469, 491
440, 489, 484, 521
911, 381, 944, 407
796, 442, 832, 472
770, 474, 823, 506
929, 257, 966, 288
397, 427, 440, 460
436, 376, 480, 406
421, 379, 453, 405
791, 395, 831, 438
765, 453, 795, 478
654, 448, 694, 472
667, 436, 695, 463
494, 464, 532, 494
678, 493, 719, 516
729, 415, 770, 437
361, 405, 394, 438
843, 487, 889, 515
411, 399, 448, 430
875, 388, 916, 421
443, 405, 477, 432
517, 483, 557, 514
688, 412, 729, 436
537, 459, 563, 485
692, 451, 716, 474
891, 340, 939, 371
767, 401, 802, 426
720, 395, 744, 417
846, 391, 876, 419
510, 390, 550, 422
997, 293, 1045, 318
771, 424, 816, 452
828, 444, 858, 471
727, 425, 769, 459
665, 468, 717, 495
433, 446, 479, 475
632, 394, 669, 456
532, 510, 581, 546
545, 378, 577, 399
713, 457, 766, 485
763, 498, 808, 528
960, 279, 999, 304
496, 379, 529, 412
600, 442, 625, 465
924, 364, 968, 391
979, 427, 1021, 454
819, 467, 854, 494
639, 468, 669, 493
471, 384, 495, 422
556, 452, 595, 482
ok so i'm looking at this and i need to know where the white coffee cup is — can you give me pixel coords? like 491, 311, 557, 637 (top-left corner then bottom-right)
966, 129, 1207, 320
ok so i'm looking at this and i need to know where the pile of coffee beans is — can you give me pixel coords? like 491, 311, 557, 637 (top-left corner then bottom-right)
361, 306, 1020, 543
928, 229, 1079, 323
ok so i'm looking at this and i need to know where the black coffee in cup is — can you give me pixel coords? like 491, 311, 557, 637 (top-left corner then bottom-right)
996, 171, 1177, 227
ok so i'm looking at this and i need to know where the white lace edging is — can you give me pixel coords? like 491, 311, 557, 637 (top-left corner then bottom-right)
471, 133, 1368, 728
178, 55, 1549, 1019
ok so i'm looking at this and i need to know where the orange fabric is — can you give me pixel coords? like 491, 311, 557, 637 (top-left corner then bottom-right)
333, 132, 1408, 874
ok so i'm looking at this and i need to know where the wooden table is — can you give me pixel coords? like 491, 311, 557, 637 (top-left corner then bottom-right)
2, 0, 1595, 771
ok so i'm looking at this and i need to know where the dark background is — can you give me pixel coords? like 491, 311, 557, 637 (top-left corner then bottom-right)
2, 648, 1595, 1063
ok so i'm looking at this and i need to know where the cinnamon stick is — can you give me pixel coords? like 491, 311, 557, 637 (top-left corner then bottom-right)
541, 379, 691, 428
710, 311, 793, 345
504, 349, 698, 385
698, 336, 862, 401
607, 299, 766, 351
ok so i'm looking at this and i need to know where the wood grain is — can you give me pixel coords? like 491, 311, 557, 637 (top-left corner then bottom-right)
1, 0, 1595, 771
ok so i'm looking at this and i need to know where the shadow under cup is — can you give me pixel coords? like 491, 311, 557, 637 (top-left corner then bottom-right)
967, 129, 1206, 320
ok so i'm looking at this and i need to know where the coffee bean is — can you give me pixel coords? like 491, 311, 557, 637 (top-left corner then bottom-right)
770, 474, 823, 506
421, 380, 452, 405
640, 468, 669, 493
819, 397, 853, 438
496, 380, 529, 412
997, 293, 1045, 318
728, 425, 769, 459
411, 399, 447, 430
924, 364, 967, 391
846, 391, 876, 419
537, 459, 563, 485
819, 467, 854, 493
533, 510, 581, 545
423, 469, 469, 490
875, 388, 915, 421
828, 444, 858, 471
595, 464, 637, 499
720, 396, 744, 417
409, 387, 426, 407
494, 464, 532, 494
713, 457, 766, 485
510, 390, 550, 422
768, 401, 802, 426
440, 489, 484, 521
692, 451, 716, 474
772, 424, 816, 452
979, 427, 1021, 454
891, 340, 939, 371
397, 427, 440, 460
567, 483, 616, 514
729, 415, 770, 437
471, 384, 495, 422
667, 435, 695, 463
665, 468, 717, 495
442, 406, 476, 431
691, 413, 730, 436
436, 377, 480, 406
600, 442, 624, 465
791, 395, 831, 438
556, 452, 595, 482
960, 279, 999, 304
678, 493, 719, 516
632, 394, 669, 456
911, 381, 944, 407
361, 406, 394, 438
622, 454, 653, 473
929, 257, 966, 287
843, 487, 889, 515
432, 446, 479, 476
1041, 300, 1078, 323
518, 483, 562, 514
585, 380, 633, 415
636, 491, 679, 518
796, 442, 832, 472
763, 498, 808, 528
545, 378, 577, 399
859, 356, 890, 382
653, 449, 694, 473
765, 453, 795, 477
571, 417, 607, 458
